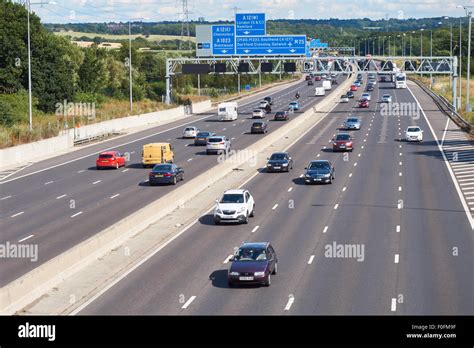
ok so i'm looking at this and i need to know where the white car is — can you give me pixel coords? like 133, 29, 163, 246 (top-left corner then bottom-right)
259, 101, 269, 109
206, 136, 231, 154
252, 109, 265, 118
405, 126, 423, 142
183, 126, 199, 138
361, 93, 371, 101
382, 94, 392, 103
340, 95, 349, 103
214, 189, 255, 224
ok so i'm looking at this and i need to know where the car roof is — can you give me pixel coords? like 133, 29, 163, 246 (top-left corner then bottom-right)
346, 117, 359, 120
310, 159, 330, 164
271, 151, 288, 156
336, 133, 351, 136
240, 242, 269, 249
252, 121, 265, 124
209, 135, 225, 139
224, 189, 246, 194
99, 151, 118, 155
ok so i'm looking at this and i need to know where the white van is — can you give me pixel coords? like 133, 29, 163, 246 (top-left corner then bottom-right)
315, 87, 326, 96
322, 80, 332, 90
217, 102, 238, 121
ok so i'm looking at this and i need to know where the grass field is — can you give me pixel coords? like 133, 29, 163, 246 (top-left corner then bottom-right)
54, 31, 195, 42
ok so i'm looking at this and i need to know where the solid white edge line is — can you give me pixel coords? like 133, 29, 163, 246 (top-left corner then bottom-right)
181, 295, 196, 309
407, 85, 474, 230
56, 194, 67, 199
70, 211, 83, 218
110, 194, 120, 199
11, 211, 24, 218
1, 195, 12, 200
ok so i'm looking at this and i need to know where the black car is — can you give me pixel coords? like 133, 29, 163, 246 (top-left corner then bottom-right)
346, 91, 355, 98
266, 152, 293, 172
251, 121, 268, 134
307, 79, 314, 86
228, 242, 278, 287
366, 84, 374, 92
194, 131, 216, 146
264, 96, 273, 105
149, 164, 184, 185
274, 111, 289, 121
304, 160, 335, 184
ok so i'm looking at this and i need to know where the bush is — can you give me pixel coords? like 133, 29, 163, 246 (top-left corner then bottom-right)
0, 100, 15, 127
0, 91, 30, 126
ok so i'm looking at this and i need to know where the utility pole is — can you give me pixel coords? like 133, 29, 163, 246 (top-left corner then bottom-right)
26, 0, 33, 131
179, 0, 191, 50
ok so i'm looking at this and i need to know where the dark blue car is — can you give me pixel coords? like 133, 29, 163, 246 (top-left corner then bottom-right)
304, 160, 335, 184
266, 152, 293, 172
149, 164, 184, 185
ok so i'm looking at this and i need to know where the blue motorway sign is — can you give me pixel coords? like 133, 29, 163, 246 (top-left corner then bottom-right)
235, 13, 266, 36
236, 35, 306, 56
212, 25, 235, 55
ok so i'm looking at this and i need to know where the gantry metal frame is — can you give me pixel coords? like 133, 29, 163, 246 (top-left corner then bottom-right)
165, 55, 458, 108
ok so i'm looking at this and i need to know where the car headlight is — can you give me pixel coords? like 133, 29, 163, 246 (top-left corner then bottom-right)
324, 173, 331, 177
229, 272, 239, 276
305, 174, 311, 178
282, 163, 289, 166
267, 164, 272, 167
254, 271, 265, 277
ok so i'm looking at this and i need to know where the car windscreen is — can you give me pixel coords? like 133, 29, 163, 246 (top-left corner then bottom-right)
270, 153, 286, 161
347, 118, 359, 123
196, 132, 209, 137
208, 138, 223, 143
253, 109, 262, 113
336, 134, 350, 141
252, 122, 263, 126
99, 154, 114, 158
407, 127, 420, 132
309, 162, 330, 170
275, 112, 285, 116
220, 194, 244, 204
185, 127, 194, 131
235, 248, 267, 261
383, 95, 390, 98
153, 165, 172, 171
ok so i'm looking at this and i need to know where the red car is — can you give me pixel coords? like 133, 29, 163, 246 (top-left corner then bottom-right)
96, 151, 126, 169
333, 133, 353, 152
350, 85, 358, 91
314, 76, 322, 81
358, 99, 369, 108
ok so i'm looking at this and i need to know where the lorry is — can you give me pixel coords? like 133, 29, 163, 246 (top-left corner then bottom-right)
142, 143, 174, 167
395, 73, 407, 89
217, 102, 238, 121
315, 87, 326, 96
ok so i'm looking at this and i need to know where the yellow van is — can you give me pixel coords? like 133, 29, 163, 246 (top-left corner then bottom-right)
142, 143, 174, 167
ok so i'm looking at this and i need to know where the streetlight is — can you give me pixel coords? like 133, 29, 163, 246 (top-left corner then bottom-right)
388, 36, 391, 56
458, 5, 472, 112
403, 33, 406, 57
410, 31, 415, 56
127, 17, 149, 113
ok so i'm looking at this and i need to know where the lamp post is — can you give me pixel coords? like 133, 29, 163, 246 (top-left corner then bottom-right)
458, 5, 472, 112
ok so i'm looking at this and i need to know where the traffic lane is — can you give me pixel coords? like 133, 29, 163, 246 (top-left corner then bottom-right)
79, 84, 358, 315
396, 89, 473, 314
0, 79, 318, 213
0, 78, 306, 181
0, 78, 343, 282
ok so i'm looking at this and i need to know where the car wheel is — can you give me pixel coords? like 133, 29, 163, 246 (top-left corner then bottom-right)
249, 205, 255, 217
214, 218, 220, 225
181, 173, 184, 181
228, 281, 234, 288
96, 166, 101, 170
265, 274, 271, 287
243, 213, 249, 224
329, 176, 333, 184
172, 176, 177, 185
115, 162, 119, 169
206, 150, 210, 155
272, 262, 278, 275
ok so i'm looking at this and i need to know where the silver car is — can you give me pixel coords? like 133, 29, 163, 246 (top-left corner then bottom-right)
183, 126, 199, 138
361, 93, 371, 101
206, 136, 231, 154
344, 117, 361, 130
382, 94, 392, 103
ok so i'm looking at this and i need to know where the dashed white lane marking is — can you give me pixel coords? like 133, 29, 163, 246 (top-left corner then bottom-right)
299, 174, 304, 178
358, 154, 361, 157
399, 186, 402, 192
399, 153, 403, 156
323, 146, 327, 149
11, 211, 24, 218
44, 181, 54, 185
56, 194, 67, 199
110, 194, 120, 199
223, 254, 233, 264
187, 158, 193, 162
363, 139, 367, 142
399, 162, 403, 166
342, 187, 347, 192
122, 168, 129, 172
288, 187, 293, 192
284, 296, 295, 311
349, 173, 353, 178
334, 204, 339, 210
77, 170, 85, 173
181, 296, 196, 309
71, 211, 83, 218
308, 255, 315, 264
1, 195, 12, 200
252, 225, 260, 233
323, 226, 328, 233
18, 234, 34, 243
394, 254, 399, 264
361, 145, 364, 149
316, 154, 320, 157
144, 179, 149, 183
222, 128, 227, 131
354, 162, 358, 166
92, 180, 101, 185
391, 298, 397, 312
272, 204, 278, 210
130, 151, 136, 154
399, 172, 403, 177
399, 145, 402, 148
231, 137, 235, 140
396, 225, 401, 233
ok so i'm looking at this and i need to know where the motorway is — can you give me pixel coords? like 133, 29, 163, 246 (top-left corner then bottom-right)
80, 76, 473, 315
0, 75, 346, 285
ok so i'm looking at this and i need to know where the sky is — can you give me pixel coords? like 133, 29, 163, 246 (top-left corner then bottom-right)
30, 0, 473, 24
